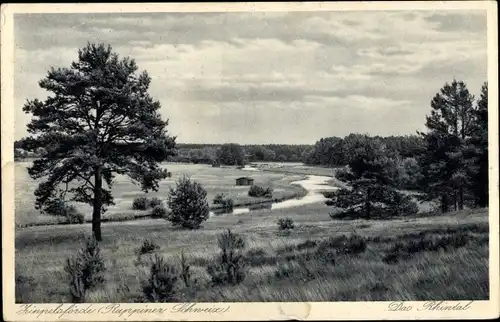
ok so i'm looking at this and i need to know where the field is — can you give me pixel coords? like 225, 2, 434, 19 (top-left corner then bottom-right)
15, 162, 307, 227
14, 161, 489, 302
15, 205, 489, 302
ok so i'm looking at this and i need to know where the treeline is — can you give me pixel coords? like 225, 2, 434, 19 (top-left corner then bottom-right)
324, 80, 489, 218
165, 143, 312, 164
304, 134, 424, 167
14, 140, 311, 164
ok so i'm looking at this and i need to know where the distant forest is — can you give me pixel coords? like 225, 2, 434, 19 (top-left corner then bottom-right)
14, 137, 421, 165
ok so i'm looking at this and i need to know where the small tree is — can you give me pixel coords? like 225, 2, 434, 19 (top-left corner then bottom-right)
207, 229, 246, 285
167, 176, 209, 229
142, 254, 178, 302
22, 43, 176, 241
64, 236, 106, 302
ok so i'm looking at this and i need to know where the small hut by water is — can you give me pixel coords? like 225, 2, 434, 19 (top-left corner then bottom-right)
236, 177, 254, 186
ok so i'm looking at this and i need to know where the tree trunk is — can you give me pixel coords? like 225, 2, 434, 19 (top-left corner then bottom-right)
459, 186, 464, 210
365, 187, 371, 219
92, 166, 103, 241
453, 191, 458, 211
479, 157, 489, 208
479, 183, 488, 208
441, 194, 449, 213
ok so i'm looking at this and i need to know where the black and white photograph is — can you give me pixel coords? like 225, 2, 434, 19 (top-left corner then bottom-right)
1, 2, 498, 321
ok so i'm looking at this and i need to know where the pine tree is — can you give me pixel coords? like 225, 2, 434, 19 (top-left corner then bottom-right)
22, 43, 176, 240
468, 82, 488, 207
327, 136, 417, 219
418, 79, 475, 212
167, 176, 210, 229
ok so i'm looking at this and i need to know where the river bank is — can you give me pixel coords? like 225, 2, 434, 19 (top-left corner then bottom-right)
15, 162, 341, 228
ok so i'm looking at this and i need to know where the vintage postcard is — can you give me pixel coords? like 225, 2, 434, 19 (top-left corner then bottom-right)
1, 1, 499, 321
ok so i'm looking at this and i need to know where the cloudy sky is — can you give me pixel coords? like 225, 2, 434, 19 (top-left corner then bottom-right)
14, 10, 487, 144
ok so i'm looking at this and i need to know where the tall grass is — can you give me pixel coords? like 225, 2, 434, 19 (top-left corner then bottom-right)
15, 207, 489, 303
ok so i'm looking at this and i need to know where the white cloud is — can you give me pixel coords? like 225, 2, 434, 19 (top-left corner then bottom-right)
13, 10, 487, 143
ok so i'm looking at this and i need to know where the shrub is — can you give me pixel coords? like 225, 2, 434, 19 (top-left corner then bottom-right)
274, 259, 316, 281
213, 193, 234, 212
213, 193, 225, 205
245, 248, 274, 266
138, 239, 160, 256
44, 198, 68, 217
133, 196, 150, 210
207, 229, 246, 285
44, 199, 84, 223
150, 197, 162, 208
221, 198, 234, 212
295, 239, 318, 251
277, 218, 295, 231
317, 234, 367, 256
382, 233, 471, 264
64, 236, 105, 302
167, 176, 209, 229
151, 205, 168, 218
337, 234, 367, 254
248, 185, 273, 198
314, 247, 337, 264
246, 248, 267, 258
66, 206, 85, 224
142, 254, 179, 302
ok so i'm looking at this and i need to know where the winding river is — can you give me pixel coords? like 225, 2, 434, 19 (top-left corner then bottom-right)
209, 165, 339, 216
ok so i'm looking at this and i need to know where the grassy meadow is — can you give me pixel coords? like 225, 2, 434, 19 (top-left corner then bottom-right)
15, 162, 307, 227
14, 161, 489, 302
15, 203, 489, 302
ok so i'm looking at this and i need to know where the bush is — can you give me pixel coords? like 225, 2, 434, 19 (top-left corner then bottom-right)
151, 205, 168, 218
337, 234, 367, 254
382, 233, 471, 264
142, 254, 179, 302
274, 259, 316, 281
295, 239, 318, 251
44, 199, 84, 223
167, 176, 209, 229
213, 193, 234, 213
213, 193, 225, 205
277, 218, 295, 231
44, 198, 68, 217
66, 206, 85, 224
207, 229, 246, 285
133, 196, 150, 210
317, 234, 367, 256
248, 185, 273, 198
138, 239, 160, 256
64, 236, 106, 302
221, 198, 234, 212
150, 197, 162, 208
